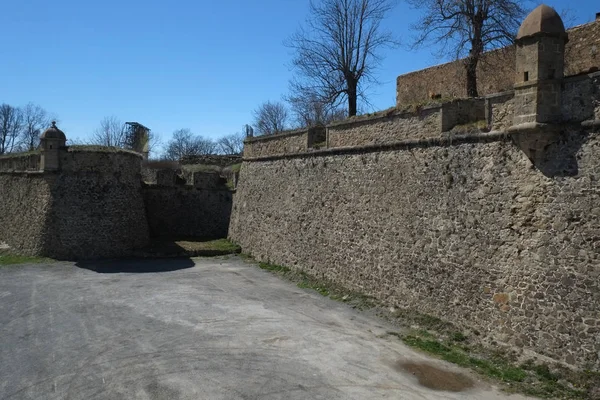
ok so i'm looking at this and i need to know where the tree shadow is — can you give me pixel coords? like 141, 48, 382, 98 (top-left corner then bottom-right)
75, 257, 196, 274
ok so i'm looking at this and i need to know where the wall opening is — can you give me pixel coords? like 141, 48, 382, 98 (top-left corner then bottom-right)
524, 71, 529, 82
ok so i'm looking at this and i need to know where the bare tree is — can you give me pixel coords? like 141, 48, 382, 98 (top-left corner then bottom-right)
217, 132, 245, 155
287, 92, 347, 128
407, 0, 529, 97
253, 101, 289, 135
20, 103, 51, 151
286, 0, 397, 117
0, 104, 23, 155
92, 116, 126, 147
164, 129, 216, 161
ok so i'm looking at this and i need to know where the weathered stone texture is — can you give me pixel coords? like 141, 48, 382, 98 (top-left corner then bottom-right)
230, 129, 600, 369
0, 148, 150, 259
441, 98, 486, 131
327, 107, 441, 148
486, 93, 515, 131
244, 129, 308, 158
0, 152, 41, 172
44, 149, 150, 259
144, 186, 232, 239
396, 19, 600, 105
0, 173, 52, 255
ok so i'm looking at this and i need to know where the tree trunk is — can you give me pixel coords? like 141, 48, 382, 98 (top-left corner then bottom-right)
466, 56, 479, 98
347, 78, 358, 117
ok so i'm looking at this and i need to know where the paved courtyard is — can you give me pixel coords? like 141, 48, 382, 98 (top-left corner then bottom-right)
0, 256, 530, 400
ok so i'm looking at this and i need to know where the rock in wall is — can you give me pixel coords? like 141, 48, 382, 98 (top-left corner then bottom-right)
230, 128, 600, 369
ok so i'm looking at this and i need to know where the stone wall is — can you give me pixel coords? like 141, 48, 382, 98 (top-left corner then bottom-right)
244, 129, 309, 158
144, 186, 232, 239
230, 127, 600, 369
0, 152, 41, 172
0, 172, 52, 255
396, 19, 600, 105
327, 107, 441, 148
485, 92, 515, 131
441, 98, 486, 132
0, 147, 150, 259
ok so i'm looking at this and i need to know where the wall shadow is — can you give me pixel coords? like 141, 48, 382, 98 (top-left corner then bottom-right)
76, 257, 196, 274
512, 128, 588, 178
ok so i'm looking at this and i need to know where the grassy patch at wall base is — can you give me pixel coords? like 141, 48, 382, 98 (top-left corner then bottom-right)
395, 331, 590, 399
0, 250, 51, 266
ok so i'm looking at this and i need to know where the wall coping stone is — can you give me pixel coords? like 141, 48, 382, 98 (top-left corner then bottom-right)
67, 146, 143, 158
244, 128, 309, 144
0, 150, 41, 160
327, 105, 442, 129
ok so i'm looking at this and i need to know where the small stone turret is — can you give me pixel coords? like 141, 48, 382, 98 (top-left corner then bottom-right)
513, 5, 568, 126
39, 121, 67, 171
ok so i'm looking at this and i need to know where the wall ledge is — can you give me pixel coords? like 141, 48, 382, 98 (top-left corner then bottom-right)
243, 130, 512, 162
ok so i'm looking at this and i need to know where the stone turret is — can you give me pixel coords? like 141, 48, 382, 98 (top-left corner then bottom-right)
513, 5, 568, 126
39, 121, 67, 171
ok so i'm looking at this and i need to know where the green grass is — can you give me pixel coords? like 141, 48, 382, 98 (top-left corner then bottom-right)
230, 163, 242, 173
0, 250, 50, 265
258, 262, 291, 273
396, 332, 588, 399
201, 239, 240, 252
297, 281, 330, 296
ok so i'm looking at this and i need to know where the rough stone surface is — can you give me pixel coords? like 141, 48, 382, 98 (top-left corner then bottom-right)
0, 149, 150, 259
396, 19, 600, 105
244, 129, 308, 158
327, 107, 441, 148
486, 93, 515, 131
230, 129, 600, 369
143, 186, 232, 239
0, 172, 52, 255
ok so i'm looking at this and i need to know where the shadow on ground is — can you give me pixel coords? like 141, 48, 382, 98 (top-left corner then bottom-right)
75, 258, 196, 273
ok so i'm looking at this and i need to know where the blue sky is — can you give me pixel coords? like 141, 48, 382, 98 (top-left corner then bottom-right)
1, 0, 597, 151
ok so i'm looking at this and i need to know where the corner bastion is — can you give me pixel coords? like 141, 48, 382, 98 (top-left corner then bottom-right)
0, 133, 150, 259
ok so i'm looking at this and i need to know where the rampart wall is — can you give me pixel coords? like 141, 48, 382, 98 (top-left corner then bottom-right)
230, 73, 600, 369
143, 186, 232, 239
0, 148, 150, 259
396, 19, 600, 105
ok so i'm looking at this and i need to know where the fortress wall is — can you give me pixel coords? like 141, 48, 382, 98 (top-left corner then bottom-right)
0, 152, 41, 172
244, 129, 308, 158
327, 106, 441, 148
143, 186, 232, 239
0, 172, 53, 255
40, 148, 150, 259
0, 148, 150, 259
486, 92, 515, 131
396, 19, 600, 106
562, 73, 600, 122
230, 127, 600, 369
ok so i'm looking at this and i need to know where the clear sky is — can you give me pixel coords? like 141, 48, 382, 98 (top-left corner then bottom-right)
1, 0, 598, 150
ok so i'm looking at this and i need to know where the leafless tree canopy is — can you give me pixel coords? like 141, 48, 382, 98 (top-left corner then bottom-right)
287, 92, 347, 128
407, 0, 529, 97
21, 103, 50, 151
286, 0, 397, 117
0, 104, 23, 155
217, 132, 245, 155
253, 101, 289, 135
92, 116, 127, 147
164, 129, 217, 161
